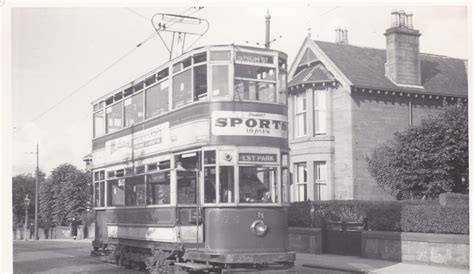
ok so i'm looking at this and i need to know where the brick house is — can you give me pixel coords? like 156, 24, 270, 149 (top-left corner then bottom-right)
287, 11, 468, 201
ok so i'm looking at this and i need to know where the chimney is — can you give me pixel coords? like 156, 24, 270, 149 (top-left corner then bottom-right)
384, 10, 422, 86
335, 28, 348, 44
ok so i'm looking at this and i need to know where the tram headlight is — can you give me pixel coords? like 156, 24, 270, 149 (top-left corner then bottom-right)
250, 220, 268, 237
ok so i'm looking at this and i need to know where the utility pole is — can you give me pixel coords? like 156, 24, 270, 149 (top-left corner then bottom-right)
35, 143, 39, 240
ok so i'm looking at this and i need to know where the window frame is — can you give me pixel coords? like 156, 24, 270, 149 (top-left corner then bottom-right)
295, 162, 307, 202
313, 88, 327, 135
294, 91, 307, 138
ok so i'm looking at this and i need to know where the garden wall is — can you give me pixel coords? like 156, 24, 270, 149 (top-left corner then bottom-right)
362, 231, 469, 268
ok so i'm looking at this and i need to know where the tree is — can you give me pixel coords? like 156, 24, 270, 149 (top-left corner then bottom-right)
366, 102, 468, 200
12, 171, 46, 228
40, 164, 91, 227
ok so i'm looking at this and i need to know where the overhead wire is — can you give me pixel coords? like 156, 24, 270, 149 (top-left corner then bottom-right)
13, 6, 203, 134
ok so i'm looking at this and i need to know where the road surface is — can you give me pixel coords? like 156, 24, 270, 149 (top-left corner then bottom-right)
13, 240, 143, 273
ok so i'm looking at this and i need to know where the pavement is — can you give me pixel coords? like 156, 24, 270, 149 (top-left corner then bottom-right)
13, 239, 470, 273
296, 253, 469, 274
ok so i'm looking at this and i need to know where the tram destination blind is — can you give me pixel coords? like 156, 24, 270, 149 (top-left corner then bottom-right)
239, 153, 277, 163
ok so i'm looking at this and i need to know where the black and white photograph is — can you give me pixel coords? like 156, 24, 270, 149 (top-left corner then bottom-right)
1, 1, 470, 273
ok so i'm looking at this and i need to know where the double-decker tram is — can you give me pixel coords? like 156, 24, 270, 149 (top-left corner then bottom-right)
90, 44, 294, 273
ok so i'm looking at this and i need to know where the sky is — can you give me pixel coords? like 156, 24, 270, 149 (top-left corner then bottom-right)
8, 4, 469, 176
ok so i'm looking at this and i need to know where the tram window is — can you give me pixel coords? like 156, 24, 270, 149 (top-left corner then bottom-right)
145, 75, 156, 86
125, 175, 146, 206
210, 50, 230, 61
239, 166, 276, 203
235, 64, 276, 81
116, 169, 124, 177
219, 166, 234, 203
257, 82, 276, 102
123, 87, 133, 98
105, 96, 114, 106
146, 80, 169, 118
94, 110, 105, 137
106, 102, 123, 133
147, 171, 171, 205
136, 165, 145, 174
157, 68, 169, 81
172, 69, 192, 109
204, 167, 216, 203
107, 171, 115, 178
147, 163, 157, 172
124, 92, 144, 127
193, 65, 207, 101
282, 168, 289, 203
211, 65, 229, 98
94, 183, 100, 207
204, 150, 216, 165
108, 179, 125, 206
234, 80, 275, 102
100, 181, 105, 207
278, 71, 287, 104
114, 92, 123, 101
193, 52, 207, 64
125, 167, 134, 176
158, 160, 170, 170
176, 152, 199, 204
182, 57, 192, 69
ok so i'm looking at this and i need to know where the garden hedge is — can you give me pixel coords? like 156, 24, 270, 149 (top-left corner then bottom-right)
288, 200, 468, 235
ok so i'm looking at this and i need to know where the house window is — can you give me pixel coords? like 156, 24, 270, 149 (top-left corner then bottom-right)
314, 162, 328, 200
314, 89, 327, 135
294, 92, 307, 137
295, 162, 307, 201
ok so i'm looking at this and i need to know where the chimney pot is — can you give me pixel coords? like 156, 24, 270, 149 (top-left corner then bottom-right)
399, 10, 406, 27
391, 10, 399, 27
407, 12, 413, 29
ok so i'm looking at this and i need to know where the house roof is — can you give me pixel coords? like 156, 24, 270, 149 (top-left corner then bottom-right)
309, 40, 468, 97
288, 64, 335, 87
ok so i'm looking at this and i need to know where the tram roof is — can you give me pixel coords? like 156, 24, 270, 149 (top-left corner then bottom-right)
91, 44, 288, 105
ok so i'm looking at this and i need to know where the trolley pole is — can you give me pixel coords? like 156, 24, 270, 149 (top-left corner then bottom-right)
35, 143, 39, 240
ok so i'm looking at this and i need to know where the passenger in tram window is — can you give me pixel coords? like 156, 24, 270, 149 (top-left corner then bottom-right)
239, 167, 272, 203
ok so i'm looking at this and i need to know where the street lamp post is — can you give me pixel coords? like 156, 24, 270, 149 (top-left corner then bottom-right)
24, 194, 30, 241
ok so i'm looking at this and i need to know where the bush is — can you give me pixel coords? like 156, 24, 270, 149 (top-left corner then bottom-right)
289, 200, 468, 234
401, 205, 469, 234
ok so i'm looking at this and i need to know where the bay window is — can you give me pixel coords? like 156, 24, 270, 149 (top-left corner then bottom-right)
295, 162, 307, 201
294, 92, 307, 137
314, 89, 327, 135
314, 162, 328, 200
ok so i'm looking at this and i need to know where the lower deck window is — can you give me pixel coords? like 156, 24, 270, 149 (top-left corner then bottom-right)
108, 179, 125, 206
94, 181, 105, 207
147, 171, 170, 205
177, 170, 197, 204
239, 166, 276, 203
219, 166, 234, 203
125, 175, 146, 206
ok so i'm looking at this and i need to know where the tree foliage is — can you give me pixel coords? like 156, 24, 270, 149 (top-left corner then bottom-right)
12, 171, 46, 227
366, 102, 468, 199
39, 164, 91, 227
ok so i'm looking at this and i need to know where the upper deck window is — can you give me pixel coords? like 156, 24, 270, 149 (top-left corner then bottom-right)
106, 102, 123, 133
194, 65, 207, 101
193, 52, 207, 64
124, 92, 144, 127
234, 80, 276, 102
172, 69, 192, 109
211, 65, 230, 98
210, 50, 231, 61
146, 80, 169, 118
93, 110, 105, 137
235, 64, 276, 81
